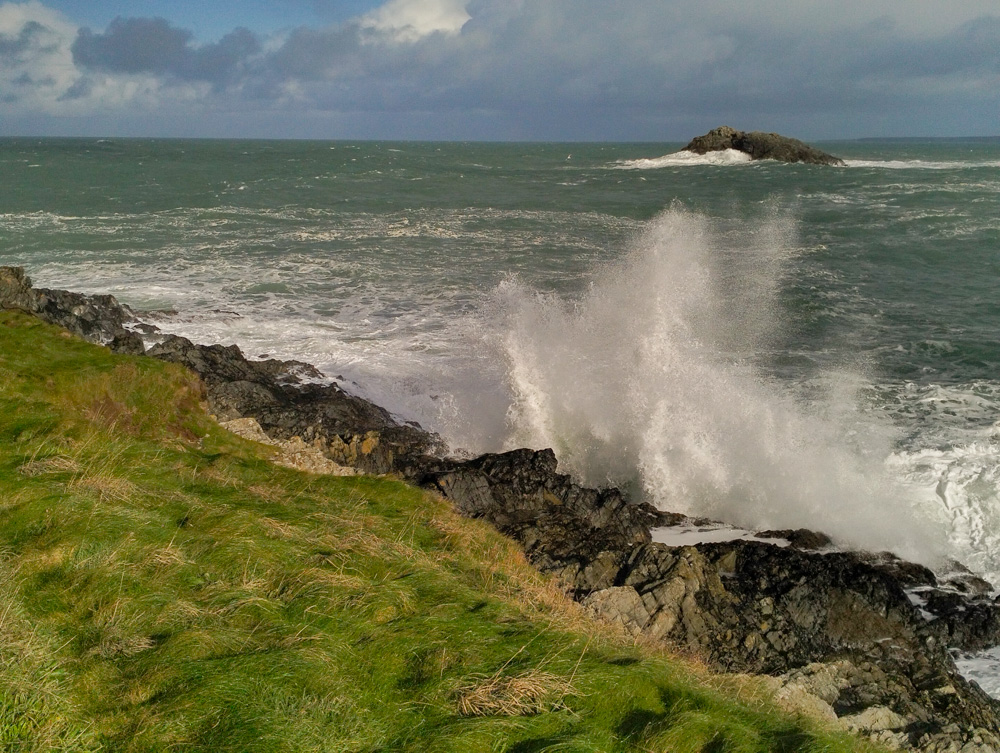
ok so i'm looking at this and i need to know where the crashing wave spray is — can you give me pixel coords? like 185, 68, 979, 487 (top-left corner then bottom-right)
492, 207, 940, 563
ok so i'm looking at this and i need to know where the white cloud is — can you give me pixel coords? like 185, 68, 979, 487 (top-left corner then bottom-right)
359, 0, 469, 42
0, 1, 79, 113
0, 1, 186, 115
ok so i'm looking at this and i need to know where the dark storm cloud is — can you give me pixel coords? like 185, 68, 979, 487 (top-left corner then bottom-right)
267, 25, 360, 81
72, 16, 261, 84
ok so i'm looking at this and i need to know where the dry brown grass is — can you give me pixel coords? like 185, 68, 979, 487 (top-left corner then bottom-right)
0, 487, 31, 514
152, 598, 205, 629
247, 483, 288, 503
200, 465, 243, 488
90, 634, 157, 659
454, 669, 576, 717
18, 455, 81, 477
71, 474, 139, 503
269, 567, 366, 605
148, 543, 190, 568
258, 515, 301, 540
85, 393, 140, 435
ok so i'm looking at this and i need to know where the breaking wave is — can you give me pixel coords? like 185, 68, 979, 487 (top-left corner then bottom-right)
489, 207, 942, 564
616, 149, 753, 169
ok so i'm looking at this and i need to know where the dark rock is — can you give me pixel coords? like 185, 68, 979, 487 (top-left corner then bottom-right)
146, 334, 440, 474
684, 126, 846, 166
419, 448, 667, 583
942, 561, 996, 596
771, 660, 1000, 751
856, 550, 939, 590
581, 538, 1000, 750
0, 266, 145, 354
916, 589, 1000, 653
758, 528, 833, 550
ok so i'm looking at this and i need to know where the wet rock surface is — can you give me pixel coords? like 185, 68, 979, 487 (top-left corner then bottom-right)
8, 267, 1000, 751
684, 125, 846, 166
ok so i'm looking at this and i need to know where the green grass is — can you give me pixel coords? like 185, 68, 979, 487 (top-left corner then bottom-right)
0, 311, 883, 752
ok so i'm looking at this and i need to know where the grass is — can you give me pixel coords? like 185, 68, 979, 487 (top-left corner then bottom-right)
0, 310, 885, 752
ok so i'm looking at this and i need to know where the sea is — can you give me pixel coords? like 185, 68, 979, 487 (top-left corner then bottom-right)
4, 136, 1000, 683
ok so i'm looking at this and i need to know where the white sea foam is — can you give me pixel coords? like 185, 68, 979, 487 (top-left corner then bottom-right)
490, 207, 941, 564
889, 439, 1000, 586
651, 523, 791, 548
616, 149, 753, 169
954, 648, 1000, 699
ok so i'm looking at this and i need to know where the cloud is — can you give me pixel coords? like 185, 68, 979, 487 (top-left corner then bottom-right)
3, 0, 1000, 137
71, 17, 261, 85
0, 2, 208, 115
359, 0, 470, 42
0, 1, 79, 110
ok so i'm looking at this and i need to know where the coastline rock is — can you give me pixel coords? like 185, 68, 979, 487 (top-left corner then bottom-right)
684, 126, 846, 166
0, 266, 145, 354
219, 417, 358, 476
11, 269, 1000, 751
146, 334, 440, 475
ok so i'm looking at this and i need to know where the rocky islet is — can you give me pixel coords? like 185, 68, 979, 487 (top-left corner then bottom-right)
683, 126, 847, 166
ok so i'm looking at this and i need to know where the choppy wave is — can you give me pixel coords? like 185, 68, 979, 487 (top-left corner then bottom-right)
616, 149, 753, 169
955, 648, 1000, 698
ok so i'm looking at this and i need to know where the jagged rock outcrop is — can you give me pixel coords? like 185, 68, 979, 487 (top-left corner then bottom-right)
684, 126, 846, 166
418, 448, 669, 554
764, 662, 1000, 751
146, 334, 440, 475
9, 267, 1000, 751
0, 266, 145, 354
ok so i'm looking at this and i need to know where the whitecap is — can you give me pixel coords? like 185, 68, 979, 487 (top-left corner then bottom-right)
651, 523, 791, 548
616, 149, 752, 169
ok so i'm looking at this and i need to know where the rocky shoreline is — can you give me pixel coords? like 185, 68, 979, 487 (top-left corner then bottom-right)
3, 265, 1000, 751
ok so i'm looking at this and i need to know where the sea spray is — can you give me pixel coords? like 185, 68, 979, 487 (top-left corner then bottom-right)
491, 207, 941, 563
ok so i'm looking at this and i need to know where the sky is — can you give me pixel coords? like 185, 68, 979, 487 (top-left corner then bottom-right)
2, 0, 999, 141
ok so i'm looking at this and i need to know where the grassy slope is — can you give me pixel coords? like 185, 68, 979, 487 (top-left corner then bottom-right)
0, 311, 881, 753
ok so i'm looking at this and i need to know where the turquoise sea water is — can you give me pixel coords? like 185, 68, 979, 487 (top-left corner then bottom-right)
4, 137, 1000, 584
